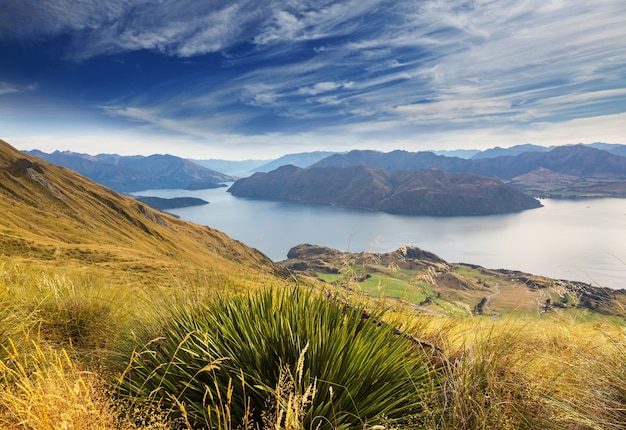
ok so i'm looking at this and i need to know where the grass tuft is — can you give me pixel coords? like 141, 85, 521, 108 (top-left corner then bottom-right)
116, 286, 435, 429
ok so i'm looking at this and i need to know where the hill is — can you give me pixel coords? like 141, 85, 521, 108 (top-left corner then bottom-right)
26, 149, 234, 192
192, 158, 269, 177
252, 151, 339, 173
228, 164, 542, 216
133, 196, 209, 210
312, 145, 626, 197
283, 244, 626, 317
3, 140, 286, 284
470, 143, 550, 159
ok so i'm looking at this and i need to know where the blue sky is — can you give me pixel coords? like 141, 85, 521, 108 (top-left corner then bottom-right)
1, 0, 625, 159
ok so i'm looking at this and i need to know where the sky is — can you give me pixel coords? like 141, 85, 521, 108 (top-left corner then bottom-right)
1, 0, 625, 160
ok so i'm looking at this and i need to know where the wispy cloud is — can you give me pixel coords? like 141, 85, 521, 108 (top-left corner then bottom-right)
1, 0, 624, 156
0, 83, 19, 96
0, 82, 36, 96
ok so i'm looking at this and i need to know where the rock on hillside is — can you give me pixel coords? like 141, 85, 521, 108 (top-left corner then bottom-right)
228, 165, 542, 216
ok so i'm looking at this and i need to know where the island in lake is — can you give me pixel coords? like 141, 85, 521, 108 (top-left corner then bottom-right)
134, 196, 209, 210
228, 165, 542, 216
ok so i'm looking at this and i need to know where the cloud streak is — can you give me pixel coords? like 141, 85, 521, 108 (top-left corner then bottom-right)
1, 0, 624, 157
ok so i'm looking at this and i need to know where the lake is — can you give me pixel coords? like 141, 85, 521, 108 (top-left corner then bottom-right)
131, 187, 626, 290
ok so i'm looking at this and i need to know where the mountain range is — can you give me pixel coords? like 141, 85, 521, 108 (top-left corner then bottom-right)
194, 151, 338, 177
25, 143, 626, 201
311, 145, 626, 198
26, 150, 234, 192
191, 142, 626, 176
312, 145, 626, 178
228, 164, 542, 216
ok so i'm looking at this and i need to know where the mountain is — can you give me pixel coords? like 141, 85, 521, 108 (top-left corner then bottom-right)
26, 150, 235, 192
314, 145, 626, 177
585, 142, 626, 153
470, 144, 550, 159
432, 149, 481, 159
228, 165, 541, 216
607, 146, 626, 157
2, 140, 286, 283
253, 151, 339, 173
192, 158, 270, 177
312, 145, 626, 198
190, 152, 339, 178
312, 149, 450, 170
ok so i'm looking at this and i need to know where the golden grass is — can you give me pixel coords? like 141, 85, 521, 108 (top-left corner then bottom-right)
0, 260, 623, 429
1, 139, 624, 428
0, 334, 179, 430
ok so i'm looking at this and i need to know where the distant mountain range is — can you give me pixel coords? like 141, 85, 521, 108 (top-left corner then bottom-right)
311, 145, 626, 198
191, 143, 626, 176
192, 158, 270, 177
469, 144, 550, 159
469, 142, 626, 159
193, 151, 338, 177
26, 142, 626, 199
312, 145, 626, 177
228, 165, 542, 216
252, 151, 338, 173
26, 150, 234, 192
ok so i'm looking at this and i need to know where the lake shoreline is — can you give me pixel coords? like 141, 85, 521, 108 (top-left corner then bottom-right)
131, 188, 626, 290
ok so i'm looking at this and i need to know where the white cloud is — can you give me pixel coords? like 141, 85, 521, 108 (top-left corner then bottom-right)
0, 82, 36, 96
298, 81, 344, 95
0, 83, 19, 96
240, 83, 280, 107
254, 10, 303, 45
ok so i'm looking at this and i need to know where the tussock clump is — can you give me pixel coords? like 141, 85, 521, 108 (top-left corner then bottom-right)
116, 287, 434, 429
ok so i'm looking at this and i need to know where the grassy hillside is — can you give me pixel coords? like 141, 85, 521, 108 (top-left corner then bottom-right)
0, 139, 625, 429
284, 244, 626, 319
1, 139, 286, 288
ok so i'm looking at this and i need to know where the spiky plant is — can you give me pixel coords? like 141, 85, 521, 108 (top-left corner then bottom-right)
116, 287, 434, 429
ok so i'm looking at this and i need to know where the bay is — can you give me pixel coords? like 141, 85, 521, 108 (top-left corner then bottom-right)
132, 187, 626, 290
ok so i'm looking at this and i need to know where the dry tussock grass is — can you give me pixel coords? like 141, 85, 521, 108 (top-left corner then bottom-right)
0, 336, 175, 429
0, 260, 624, 429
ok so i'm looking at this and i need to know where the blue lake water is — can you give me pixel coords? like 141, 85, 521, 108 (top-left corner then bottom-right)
132, 187, 626, 290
